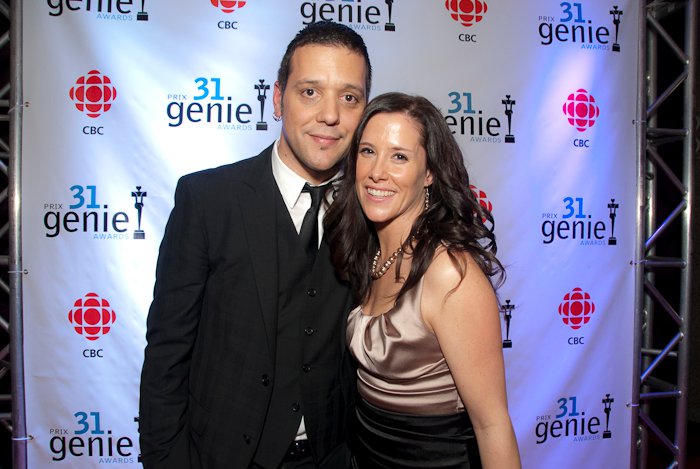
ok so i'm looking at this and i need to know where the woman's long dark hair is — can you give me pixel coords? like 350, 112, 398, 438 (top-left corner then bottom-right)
325, 92, 504, 304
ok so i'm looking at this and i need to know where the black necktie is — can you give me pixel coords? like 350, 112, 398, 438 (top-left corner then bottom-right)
299, 182, 329, 262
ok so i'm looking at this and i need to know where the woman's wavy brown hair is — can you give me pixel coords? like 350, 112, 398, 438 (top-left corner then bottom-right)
325, 92, 504, 304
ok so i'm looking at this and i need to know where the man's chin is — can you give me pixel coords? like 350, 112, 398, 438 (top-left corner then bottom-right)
312, 151, 345, 168
307, 161, 342, 180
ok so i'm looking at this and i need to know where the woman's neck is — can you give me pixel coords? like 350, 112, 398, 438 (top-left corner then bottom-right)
375, 225, 412, 259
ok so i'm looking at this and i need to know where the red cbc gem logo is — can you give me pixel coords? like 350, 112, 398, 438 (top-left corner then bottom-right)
69, 70, 117, 118
211, 0, 246, 13
68, 293, 117, 341
469, 184, 492, 222
445, 0, 488, 27
563, 89, 600, 132
558, 287, 595, 330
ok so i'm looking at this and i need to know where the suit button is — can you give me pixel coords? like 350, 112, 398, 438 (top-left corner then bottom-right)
261, 374, 270, 386
243, 434, 252, 444
307, 288, 317, 297
302, 364, 311, 373
291, 403, 300, 412
304, 327, 315, 335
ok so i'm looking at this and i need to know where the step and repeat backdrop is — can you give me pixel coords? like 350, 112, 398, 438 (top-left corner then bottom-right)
21, 1, 639, 467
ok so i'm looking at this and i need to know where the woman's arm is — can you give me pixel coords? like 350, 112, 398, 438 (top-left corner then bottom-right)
422, 249, 521, 469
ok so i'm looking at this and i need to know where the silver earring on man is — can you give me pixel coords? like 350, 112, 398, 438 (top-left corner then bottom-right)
273, 113, 282, 122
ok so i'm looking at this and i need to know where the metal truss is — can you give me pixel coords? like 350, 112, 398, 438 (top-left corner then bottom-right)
634, 1, 697, 468
0, 0, 12, 467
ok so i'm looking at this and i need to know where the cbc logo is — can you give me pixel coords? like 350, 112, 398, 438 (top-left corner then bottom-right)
458, 34, 477, 42
469, 184, 492, 223
445, 0, 488, 27
563, 88, 600, 132
558, 287, 595, 331
568, 337, 585, 345
217, 21, 238, 29
211, 0, 246, 14
69, 70, 117, 118
68, 292, 117, 342
83, 349, 104, 358
83, 126, 104, 135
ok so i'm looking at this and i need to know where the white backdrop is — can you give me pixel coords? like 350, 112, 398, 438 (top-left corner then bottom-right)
21, 1, 639, 467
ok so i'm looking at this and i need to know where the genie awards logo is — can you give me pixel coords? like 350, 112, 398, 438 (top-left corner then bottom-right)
500, 299, 515, 348
42, 185, 147, 240
69, 70, 117, 119
48, 411, 136, 463
300, 0, 397, 32
131, 186, 147, 239
166, 77, 270, 130
445, 92, 517, 144
534, 394, 615, 444
541, 197, 619, 246
47, 0, 149, 21
537, 3, 623, 52
68, 293, 116, 342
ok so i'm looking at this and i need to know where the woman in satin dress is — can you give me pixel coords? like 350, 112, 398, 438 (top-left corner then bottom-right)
325, 92, 521, 469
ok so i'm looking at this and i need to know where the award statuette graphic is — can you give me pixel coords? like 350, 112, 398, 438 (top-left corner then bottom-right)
132, 186, 147, 240
608, 198, 618, 245
134, 416, 143, 463
602, 394, 614, 438
255, 79, 270, 131
384, 0, 396, 31
500, 299, 514, 348
610, 6, 623, 52
502, 95, 516, 143
137, 0, 148, 21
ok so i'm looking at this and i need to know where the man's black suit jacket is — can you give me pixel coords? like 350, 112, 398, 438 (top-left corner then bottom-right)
139, 145, 354, 468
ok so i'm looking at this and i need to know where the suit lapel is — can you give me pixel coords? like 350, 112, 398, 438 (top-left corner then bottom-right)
239, 147, 279, 356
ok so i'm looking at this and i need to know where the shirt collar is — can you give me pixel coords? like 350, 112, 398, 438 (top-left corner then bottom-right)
271, 139, 342, 210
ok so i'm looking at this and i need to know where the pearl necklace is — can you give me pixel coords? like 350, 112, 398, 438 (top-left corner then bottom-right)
371, 242, 407, 280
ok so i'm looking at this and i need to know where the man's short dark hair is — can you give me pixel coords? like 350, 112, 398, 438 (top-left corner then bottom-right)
277, 21, 372, 97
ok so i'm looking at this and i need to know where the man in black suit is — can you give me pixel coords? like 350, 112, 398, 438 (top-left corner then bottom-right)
139, 21, 372, 469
